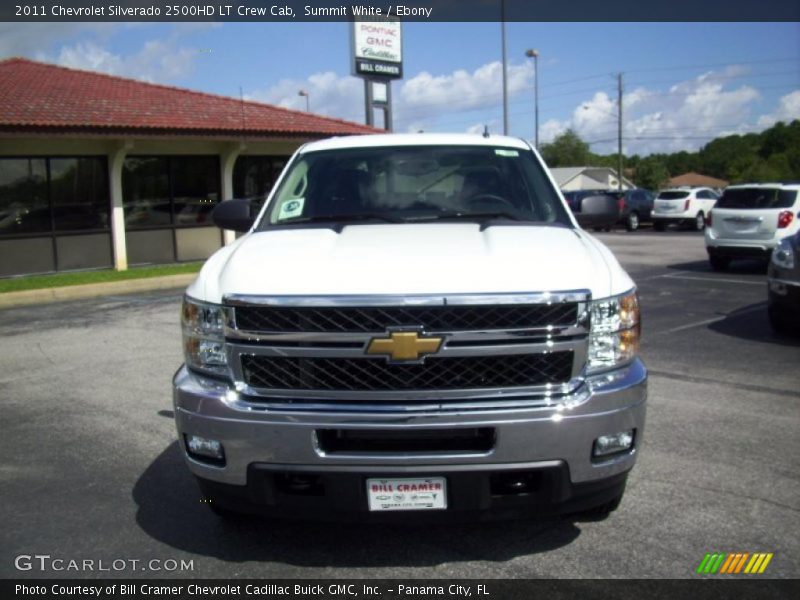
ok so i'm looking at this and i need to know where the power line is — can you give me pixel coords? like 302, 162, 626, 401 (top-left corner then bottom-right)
624, 56, 799, 75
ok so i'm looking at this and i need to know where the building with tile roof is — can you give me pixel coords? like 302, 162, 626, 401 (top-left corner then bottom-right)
0, 58, 377, 275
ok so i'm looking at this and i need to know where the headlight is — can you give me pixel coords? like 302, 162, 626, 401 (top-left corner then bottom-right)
771, 238, 795, 269
588, 290, 640, 373
181, 296, 227, 376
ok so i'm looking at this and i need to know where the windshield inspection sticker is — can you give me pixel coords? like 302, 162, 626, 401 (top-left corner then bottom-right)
278, 198, 305, 220
495, 149, 519, 157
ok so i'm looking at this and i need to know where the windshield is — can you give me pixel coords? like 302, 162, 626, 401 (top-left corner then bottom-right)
258, 145, 571, 228
657, 191, 689, 200
715, 188, 796, 210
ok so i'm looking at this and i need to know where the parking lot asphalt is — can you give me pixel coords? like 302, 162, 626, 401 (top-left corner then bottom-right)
1, 229, 798, 580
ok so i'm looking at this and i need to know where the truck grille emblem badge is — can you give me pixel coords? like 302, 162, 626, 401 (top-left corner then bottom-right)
366, 331, 443, 362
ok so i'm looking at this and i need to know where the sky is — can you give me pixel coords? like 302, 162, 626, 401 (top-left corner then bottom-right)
1, 21, 799, 156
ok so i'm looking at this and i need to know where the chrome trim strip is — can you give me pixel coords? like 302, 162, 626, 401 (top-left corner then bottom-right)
229, 340, 579, 359
229, 382, 592, 413
229, 377, 586, 402
768, 277, 800, 288
225, 323, 590, 343
224, 290, 592, 307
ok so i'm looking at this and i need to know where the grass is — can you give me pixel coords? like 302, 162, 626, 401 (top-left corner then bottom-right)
0, 262, 203, 294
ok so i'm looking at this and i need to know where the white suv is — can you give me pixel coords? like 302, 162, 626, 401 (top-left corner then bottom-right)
652, 187, 719, 231
705, 183, 800, 271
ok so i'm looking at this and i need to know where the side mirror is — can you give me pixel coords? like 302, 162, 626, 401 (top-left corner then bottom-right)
212, 198, 255, 232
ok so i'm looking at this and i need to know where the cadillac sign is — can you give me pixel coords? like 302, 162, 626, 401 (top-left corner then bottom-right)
352, 19, 403, 79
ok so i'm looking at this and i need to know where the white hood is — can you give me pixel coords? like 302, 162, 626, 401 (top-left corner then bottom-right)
187, 224, 634, 303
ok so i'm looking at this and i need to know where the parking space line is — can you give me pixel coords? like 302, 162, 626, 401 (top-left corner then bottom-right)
653, 303, 766, 335
662, 274, 764, 286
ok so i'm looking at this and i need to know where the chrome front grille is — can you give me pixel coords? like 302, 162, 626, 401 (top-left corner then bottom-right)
224, 292, 591, 409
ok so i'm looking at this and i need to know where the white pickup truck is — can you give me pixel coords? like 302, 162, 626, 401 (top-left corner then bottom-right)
174, 134, 647, 521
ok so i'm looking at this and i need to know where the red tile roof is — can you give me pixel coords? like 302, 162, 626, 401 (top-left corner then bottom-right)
668, 172, 729, 188
0, 57, 377, 138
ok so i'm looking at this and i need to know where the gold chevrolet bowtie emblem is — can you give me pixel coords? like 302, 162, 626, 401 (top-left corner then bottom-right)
366, 331, 443, 362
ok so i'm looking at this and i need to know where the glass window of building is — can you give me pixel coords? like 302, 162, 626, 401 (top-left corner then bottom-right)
0, 158, 49, 235
50, 158, 110, 231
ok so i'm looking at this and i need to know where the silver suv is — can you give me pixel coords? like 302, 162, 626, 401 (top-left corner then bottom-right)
705, 184, 800, 271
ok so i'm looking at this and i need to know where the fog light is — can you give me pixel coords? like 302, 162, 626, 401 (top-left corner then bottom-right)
185, 434, 225, 463
593, 430, 634, 457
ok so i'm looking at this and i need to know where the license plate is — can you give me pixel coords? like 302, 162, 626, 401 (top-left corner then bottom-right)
366, 477, 447, 511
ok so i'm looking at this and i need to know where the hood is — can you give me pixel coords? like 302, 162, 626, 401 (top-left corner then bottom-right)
187, 223, 633, 303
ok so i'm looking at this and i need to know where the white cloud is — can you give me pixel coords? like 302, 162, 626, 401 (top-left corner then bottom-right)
27, 25, 209, 83
0, 23, 113, 57
400, 61, 532, 112
757, 90, 800, 128
247, 71, 364, 121
540, 68, 766, 155
247, 60, 533, 130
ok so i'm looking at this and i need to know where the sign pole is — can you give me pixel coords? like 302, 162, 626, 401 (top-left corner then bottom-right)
384, 81, 393, 132
351, 18, 402, 131
364, 78, 374, 127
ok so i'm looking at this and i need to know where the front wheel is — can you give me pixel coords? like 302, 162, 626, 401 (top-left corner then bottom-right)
769, 305, 797, 336
626, 211, 640, 232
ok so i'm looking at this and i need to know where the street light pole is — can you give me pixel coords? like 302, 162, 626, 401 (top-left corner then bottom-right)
298, 89, 310, 112
525, 49, 539, 149
617, 73, 624, 192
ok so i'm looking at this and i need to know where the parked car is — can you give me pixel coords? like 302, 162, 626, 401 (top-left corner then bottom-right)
705, 183, 800, 271
767, 230, 800, 334
611, 188, 656, 231
652, 187, 719, 231
561, 189, 620, 231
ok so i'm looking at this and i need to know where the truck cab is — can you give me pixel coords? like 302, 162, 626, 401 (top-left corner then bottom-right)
174, 134, 647, 520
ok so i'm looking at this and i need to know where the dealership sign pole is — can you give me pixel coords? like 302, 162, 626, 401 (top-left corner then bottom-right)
351, 18, 403, 131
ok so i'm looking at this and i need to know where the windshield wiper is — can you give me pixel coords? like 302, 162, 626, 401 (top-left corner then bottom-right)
407, 210, 529, 231
277, 213, 405, 233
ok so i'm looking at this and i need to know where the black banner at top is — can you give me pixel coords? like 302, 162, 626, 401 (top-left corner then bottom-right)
2, 0, 799, 22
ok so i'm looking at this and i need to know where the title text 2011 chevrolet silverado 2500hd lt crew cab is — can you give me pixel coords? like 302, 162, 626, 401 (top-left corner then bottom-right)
174, 134, 647, 521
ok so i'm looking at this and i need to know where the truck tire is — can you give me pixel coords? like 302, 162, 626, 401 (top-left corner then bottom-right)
709, 255, 730, 271
769, 305, 796, 336
625, 211, 640, 232
572, 491, 625, 521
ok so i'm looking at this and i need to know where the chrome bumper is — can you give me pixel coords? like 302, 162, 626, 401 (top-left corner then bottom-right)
173, 359, 647, 487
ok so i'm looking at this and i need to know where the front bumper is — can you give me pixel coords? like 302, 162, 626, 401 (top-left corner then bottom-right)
173, 359, 647, 518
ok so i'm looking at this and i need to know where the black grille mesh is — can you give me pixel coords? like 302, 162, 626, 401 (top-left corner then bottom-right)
234, 303, 578, 333
241, 352, 573, 392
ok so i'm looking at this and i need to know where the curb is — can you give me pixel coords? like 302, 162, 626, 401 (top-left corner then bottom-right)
0, 273, 196, 310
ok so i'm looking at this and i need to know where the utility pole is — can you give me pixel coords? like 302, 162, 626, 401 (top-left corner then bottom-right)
501, 0, 508, 135
617, 72, 624, 192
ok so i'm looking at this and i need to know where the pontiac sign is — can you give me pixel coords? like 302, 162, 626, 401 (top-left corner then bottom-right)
351, 19, 403, 79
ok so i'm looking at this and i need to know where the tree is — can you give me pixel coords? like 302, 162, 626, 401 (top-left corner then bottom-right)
539, 130, 591, 167
634, 157, 670, 191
